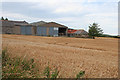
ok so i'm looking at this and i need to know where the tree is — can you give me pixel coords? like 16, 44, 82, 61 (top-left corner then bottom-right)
1, 17, 4, 20
88, 23, 103, 39
5, 18, 8, 20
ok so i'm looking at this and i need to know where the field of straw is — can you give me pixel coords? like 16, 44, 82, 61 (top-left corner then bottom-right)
2, 34, 118, 78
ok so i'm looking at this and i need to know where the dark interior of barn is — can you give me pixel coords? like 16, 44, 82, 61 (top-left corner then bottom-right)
58, 27, 67, 36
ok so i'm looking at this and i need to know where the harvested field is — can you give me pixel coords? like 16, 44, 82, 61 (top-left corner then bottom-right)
2, 34, 118, 78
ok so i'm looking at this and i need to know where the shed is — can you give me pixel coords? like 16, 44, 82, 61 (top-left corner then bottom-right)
67, 28, 88, 37
35, 22, 68, 36
1, 20, 29, 34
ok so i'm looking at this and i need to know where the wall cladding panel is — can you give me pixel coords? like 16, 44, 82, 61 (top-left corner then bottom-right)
20, 26, 32, 35
26, 26, 32, 35
20, 26, 26, 35
49, 27, 54, 36
37, 26, 47, 36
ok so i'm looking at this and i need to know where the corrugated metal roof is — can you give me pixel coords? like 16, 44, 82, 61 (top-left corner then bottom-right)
68, 30, 78, 33
0, 20, 14, 27
30, 21, 47, 26
38, 22, 68, 28
68, 29, 88, 35
1, 20, 29, 26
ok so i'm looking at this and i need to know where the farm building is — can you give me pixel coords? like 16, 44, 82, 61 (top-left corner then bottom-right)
1, 20, 35, 35
1, 20, 68, 37
31, 21, 68, 37
1, 20, 88, 37
67, 28, 88, 37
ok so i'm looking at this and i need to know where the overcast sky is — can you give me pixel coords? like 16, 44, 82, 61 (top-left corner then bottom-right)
1, 0, 119, 35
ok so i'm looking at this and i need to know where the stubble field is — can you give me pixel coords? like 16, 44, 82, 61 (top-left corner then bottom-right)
2, 34, 118, 78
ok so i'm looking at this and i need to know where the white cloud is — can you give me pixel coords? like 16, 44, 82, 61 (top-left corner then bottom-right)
85, 13, 118, 18
2, 0, 119, 2
2, 0, 84, 2
53, 3, 83, 13
0, 11, 40, 22
29, 0, 117, 15
87, 0, 119, 2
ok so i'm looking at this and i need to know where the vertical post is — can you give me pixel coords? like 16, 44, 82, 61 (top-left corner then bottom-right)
46, 27, 49, 36
66, 27, 68, 37
118, 1, 120, 78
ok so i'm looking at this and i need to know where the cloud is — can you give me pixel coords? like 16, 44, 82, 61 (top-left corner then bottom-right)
53, 3, 83, 13
28, 1, 117, 16
87, 0, 119, 2
85, 13, 117, 18
2, 0, 85, 2
0, 11, 40, 22
2, 0, 119, 2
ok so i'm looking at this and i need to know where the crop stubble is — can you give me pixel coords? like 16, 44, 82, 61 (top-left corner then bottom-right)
2, 34, 118, 78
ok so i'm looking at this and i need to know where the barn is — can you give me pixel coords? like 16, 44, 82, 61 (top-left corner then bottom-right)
31, 21, 68, 37
1, 20, 68, 36
1, 20, 88, 38
1, 20, 15, 34
67, 28, 88, 37
1, 20, 35, 35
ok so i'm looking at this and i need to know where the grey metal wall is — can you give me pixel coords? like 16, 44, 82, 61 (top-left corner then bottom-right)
20, 26, 32, 35
37, 26, 58, 36
49, 27, 58, 36
49, 27, 54, 36
13, 26, 21, 34
37, 26, 47, 36
26, 26, 32, 35
21, 26, 26, 35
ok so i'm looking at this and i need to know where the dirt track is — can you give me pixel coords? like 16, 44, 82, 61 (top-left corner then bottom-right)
2, 34, 118, 78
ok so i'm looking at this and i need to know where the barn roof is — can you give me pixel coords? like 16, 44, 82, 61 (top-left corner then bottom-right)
36, 22, 68, 28
12, 20, 28, 26
0, 20, 14, 27
68, 29, 88, 35
30, 21, 47, 26
1, 20, 29, 26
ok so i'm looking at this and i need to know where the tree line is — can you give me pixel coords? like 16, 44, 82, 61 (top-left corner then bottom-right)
1, 17, 8, 20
